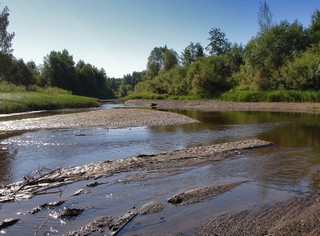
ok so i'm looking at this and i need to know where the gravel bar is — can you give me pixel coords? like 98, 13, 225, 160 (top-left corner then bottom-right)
0, 108, 199, 131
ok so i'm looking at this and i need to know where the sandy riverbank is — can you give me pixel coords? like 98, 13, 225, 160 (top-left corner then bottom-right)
0, 108, 199, 131
126, 99, 320, 113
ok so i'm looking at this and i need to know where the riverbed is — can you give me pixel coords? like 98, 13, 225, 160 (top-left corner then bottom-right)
0, 101, 319, 235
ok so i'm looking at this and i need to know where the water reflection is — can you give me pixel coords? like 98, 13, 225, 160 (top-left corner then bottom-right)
0, 110, 319, 191
0, 132, 22, 184
0, 146, 14, 184
152, 110, 320, 192
1, 109, 320, 235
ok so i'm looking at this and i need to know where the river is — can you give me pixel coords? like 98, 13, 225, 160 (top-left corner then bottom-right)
0, 104, 319, 235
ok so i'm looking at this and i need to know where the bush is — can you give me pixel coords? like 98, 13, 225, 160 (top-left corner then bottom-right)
283, 45, 320, 90
0, 81, 27, 92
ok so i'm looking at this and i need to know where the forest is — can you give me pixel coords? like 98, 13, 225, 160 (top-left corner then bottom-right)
1, 2, 320, 102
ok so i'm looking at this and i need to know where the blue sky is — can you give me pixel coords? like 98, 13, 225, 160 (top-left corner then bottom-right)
1, 0, 319, 78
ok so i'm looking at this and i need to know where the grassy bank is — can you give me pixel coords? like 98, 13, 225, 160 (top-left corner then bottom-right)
220, 90, 320, 102
126, 90, 320, 103
0, 92, 99, 114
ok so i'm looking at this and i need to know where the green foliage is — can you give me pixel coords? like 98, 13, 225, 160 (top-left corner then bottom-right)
76, 61, 97, 97
0, 81, 26, 92
206, 28, 231, 56
240, 20, 308, 90
187, 56, 233, 97
0, 5, 14, 55
130, 66, 187, 97
122, 71, 145, 87
116, 71, 145, 97
309, 10, 320, 44
146, 46, 179, 79
147, 66, 188, 95
0, 53, 38, 87
0, 81, 94, 113
33, 86, 71, 94
0, 81, 72, 94
2, 2, 320, 105
41, 51, 114, 99
181, 42, 204, 67
0, 92, 99, 114
125, 93, 169, 100
220, 90, 320, 102
257, 0, 273, 34
163, 49, 178, 71
282, 44, 320, 90
118, 83, 133, 97
107, 77, 122, 92
42, 49, 77, 90
146, 46, 165, 78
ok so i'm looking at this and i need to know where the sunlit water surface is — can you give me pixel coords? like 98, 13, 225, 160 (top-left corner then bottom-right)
0, 104, 319, 235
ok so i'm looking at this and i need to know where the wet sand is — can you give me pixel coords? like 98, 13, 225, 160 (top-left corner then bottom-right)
0, 139, 273, 235
0, 139, 271, 202
197, 193, 320, 235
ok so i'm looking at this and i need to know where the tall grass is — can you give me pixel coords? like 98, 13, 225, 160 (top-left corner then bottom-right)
0, 81, 27, 92
0, 81, 71, 94
0, 92, 99, 114
125, 93, 169, 100
126, 90, 320, 102
0, 82, 99, 113
220, 90, 320, 102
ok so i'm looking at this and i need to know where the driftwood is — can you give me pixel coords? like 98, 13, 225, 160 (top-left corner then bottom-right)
66, 210, 137, 236
0, 139, 272, 203
66, 199, 165, 236
0, 218, 20, 230
18, 200, 65, 215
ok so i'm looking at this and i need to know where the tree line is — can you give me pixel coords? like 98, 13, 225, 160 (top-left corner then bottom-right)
120, 1, 320, 98
0, 5, 114, 98
1, 2, 320, 99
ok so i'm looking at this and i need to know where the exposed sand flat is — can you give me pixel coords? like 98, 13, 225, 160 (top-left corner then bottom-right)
0, 108, 199, 131
126, 99, 320, 113
197, 193, 320, 236
0, 139, 272, 202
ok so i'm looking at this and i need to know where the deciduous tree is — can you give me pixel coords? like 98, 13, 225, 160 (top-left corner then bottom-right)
206, 28, 231, 56
309, 9, 320, 45
0, 5, 14, 55
42, 50, 77, 90
181, 42, 204, 67
257, 0, 273, 34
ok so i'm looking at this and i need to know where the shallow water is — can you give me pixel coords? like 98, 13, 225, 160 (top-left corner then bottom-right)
0, 105, 319, 235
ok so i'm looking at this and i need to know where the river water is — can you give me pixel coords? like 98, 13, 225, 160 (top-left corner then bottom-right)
0, 104, 319, 235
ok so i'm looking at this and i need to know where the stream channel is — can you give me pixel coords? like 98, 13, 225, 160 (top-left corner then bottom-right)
0, 102, 319, 235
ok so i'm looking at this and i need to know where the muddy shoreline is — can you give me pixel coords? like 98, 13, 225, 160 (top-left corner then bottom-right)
126, 99, 320, 113
0, 139, 271, 203
0, 139, 272, 235
197, 192, 320, 235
